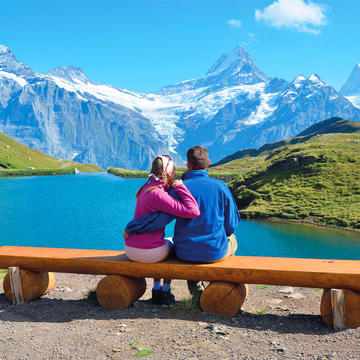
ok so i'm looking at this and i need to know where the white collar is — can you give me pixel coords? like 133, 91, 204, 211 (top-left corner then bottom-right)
148, 173, 160, 181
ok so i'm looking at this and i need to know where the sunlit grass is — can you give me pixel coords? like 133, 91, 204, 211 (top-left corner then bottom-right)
0, 131, 102, 176
228, 133, 360, 230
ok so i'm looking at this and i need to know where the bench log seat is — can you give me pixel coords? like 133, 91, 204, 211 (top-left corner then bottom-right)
0, 245, 359, 329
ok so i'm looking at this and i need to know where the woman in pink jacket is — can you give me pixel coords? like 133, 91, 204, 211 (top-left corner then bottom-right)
125, 155, 200, 305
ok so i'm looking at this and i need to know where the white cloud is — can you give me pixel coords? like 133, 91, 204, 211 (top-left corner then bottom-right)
226, 19, 242, 28
255, 0, 327, 34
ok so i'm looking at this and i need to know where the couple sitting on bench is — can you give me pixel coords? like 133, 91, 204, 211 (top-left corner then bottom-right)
124, 145, 240, 305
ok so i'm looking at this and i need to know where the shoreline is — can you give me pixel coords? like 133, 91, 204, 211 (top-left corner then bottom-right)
0, 171, 75, 177
0, 168, 77, 177
0, 169, 104, 178
241, 216, 360, 235
107, 167, 237, 182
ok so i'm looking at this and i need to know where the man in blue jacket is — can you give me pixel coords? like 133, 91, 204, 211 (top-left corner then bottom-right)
171, 145, 239, 262
125, 146, 240, 301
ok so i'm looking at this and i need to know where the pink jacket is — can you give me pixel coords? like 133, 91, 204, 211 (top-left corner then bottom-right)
125, 178, 200, 249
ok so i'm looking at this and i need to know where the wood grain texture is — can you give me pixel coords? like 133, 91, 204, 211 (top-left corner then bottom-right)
1, 246, 360, 291
331, 289, 346, 331
8, 267, 24, 305
200, 282, 248, 317
321, 288, 360, 329
96, 275, 145, 310
3, 269, 55, 303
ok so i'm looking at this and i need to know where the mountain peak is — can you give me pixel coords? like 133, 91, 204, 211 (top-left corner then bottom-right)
0, 44, 34, 77
206, 46, 254, 74
160, 46, 268, 94
0, 44, 17, 62
340, 63, 360, 96
294, 75, 307, 83
0, 45, 12, 55
309, 73, 322, 83
47, 65, 90, 83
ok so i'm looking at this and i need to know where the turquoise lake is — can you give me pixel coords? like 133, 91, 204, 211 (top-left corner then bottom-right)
1, 172, 360, 260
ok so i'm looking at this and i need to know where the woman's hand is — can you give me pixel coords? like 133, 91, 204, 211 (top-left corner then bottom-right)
171, 179, 183, 187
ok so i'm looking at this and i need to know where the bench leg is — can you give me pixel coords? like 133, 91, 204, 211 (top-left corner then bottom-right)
8, 267, 24, 305
200, 281, 248, 317
3, 268, 55, 304
96, 275, 146, 310
320, 288, 360, 329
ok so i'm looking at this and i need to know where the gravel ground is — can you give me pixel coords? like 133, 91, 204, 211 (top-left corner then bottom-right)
0, 273, 359, 360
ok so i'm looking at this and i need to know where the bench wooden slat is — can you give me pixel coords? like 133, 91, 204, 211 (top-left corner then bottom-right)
1, 246, 360, 291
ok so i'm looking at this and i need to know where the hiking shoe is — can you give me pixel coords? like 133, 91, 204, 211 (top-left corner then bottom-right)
160, 290, 175, 305
151, 289, 162, 304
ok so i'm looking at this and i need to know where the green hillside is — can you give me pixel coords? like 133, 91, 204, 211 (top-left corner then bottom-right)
0, 131, 103, 175
211, 117, 360, 167
215, 127, 360, 230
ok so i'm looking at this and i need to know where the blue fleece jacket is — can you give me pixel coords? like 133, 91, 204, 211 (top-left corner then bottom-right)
125, 170, 240, 262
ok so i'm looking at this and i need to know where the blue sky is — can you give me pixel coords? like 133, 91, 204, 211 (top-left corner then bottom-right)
1, 0, 359, 93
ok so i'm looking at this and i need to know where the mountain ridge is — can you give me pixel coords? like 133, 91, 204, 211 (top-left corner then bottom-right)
46, 65, 92, 83
211, 117, 360, 167
1, 44, 360, 170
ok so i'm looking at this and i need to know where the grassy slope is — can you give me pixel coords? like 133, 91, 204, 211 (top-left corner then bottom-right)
211, 117, 360, 167
0, 131, 103, 174
224, 133, 360, 229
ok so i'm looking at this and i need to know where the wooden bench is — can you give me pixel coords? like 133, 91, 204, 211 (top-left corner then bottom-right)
1, 245, 359, 330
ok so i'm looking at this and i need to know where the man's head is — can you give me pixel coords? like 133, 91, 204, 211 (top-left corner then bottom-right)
187, 146, 210, 170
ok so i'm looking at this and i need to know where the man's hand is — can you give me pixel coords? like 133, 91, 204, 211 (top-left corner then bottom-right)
170, 179, 183, 187
123, 229, 129, 240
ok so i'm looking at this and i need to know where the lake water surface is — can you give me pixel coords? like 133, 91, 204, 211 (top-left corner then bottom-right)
1, 172, 360, 260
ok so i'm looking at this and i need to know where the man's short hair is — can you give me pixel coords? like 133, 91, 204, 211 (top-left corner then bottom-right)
187, 146, 209, 170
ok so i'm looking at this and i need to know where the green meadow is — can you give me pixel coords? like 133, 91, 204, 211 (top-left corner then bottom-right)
0, 131, 102, 175
227, 133, 360, 229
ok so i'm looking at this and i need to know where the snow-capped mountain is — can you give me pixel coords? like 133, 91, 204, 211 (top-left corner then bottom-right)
340, 63, 360, 108
0, 44, 34, 78
0, 44, 359, 169
0, 45, 169, 169
175, 71, 360, 159
159, 46, 269, 95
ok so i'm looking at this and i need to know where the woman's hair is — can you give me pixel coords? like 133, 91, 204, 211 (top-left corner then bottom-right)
135, 156, 171, 199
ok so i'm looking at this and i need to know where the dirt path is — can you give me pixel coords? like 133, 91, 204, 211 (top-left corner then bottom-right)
0, 273, 359, 359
